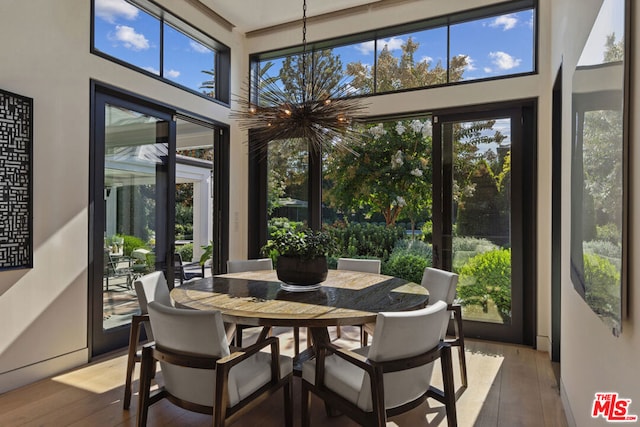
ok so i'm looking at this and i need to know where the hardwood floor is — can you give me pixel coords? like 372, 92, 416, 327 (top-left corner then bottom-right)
0, 326, 567, 426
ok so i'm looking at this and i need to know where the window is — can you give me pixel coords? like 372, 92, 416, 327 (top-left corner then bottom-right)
449, 9, 535, 81
92, 0, 230, 103
252, 0, 536, 104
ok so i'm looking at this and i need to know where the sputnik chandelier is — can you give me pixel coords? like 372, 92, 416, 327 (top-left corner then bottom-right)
231, 0, 367, 154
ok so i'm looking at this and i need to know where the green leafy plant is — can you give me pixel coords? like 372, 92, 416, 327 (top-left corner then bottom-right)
200, 241, 213, 266
452, 236, 498, 273
176, 243, 193, 263
120, 235, 148, 257
262, 228, 337, 260
583, 253, 620, 321
457, 248, 512, 322
382, 254, 430, 284
325, 221, 404, 261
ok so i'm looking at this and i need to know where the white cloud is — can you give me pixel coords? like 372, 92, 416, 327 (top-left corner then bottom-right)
419, 55, 433, 64
484, 67, 493, 73
356, 36, 404, 55
189, 40, 210, 54
356, 41, 375, 55
378, 36, 404, 52
143, 66, 159, 75
489, 51, 522, 70
462, 55, 476, 71
490, 14, 518, 31
112, 25, 149, 51
166, 69, 180, 78
95, 0, 138, 24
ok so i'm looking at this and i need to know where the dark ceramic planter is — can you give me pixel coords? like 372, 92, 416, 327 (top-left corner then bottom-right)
276, 256, 328, 285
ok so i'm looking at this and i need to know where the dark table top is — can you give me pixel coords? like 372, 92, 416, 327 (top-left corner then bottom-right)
170, 269, 429, 328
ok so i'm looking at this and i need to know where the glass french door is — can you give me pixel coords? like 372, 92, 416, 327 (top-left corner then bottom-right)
432, 105, 536, 344
91, 90, 176, 356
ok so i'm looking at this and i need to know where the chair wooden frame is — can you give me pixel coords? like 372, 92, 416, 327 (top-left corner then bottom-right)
361, 303, 467, 390
447, 303, 467, 389
137, 336, 293, 427
123, 313, 148, 409
301, 340, 457, 427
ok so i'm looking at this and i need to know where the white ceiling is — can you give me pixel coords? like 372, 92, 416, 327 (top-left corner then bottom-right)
197, 0, 384, 33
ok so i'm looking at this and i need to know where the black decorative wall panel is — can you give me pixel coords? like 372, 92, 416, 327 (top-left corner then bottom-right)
0, 88, 32, 270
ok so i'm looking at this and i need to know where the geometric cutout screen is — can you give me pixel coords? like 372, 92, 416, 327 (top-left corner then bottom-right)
0, 88, 33, 269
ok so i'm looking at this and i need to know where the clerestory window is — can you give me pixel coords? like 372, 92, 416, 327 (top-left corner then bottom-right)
92, 0, 230, 104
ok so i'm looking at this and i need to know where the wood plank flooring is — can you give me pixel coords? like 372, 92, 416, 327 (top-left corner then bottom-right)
0, 326, 567, 426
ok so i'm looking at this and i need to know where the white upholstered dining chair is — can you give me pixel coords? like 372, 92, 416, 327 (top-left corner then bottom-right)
227, 258, 273, 274
301, 300, 457, 427
137, 301, 293, 427
361, 266, 467, 389
123, 271, 172, 409
336, 257, 382, 274
335, 257, 382, 339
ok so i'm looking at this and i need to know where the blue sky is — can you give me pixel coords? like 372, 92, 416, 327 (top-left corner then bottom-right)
94, 0, 215, 93
94, 0, 534, 91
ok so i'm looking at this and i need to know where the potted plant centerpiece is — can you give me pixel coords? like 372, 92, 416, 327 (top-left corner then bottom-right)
262, 228, 336, 288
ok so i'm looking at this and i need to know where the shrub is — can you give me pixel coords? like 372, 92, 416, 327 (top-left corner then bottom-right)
326, 222, 404, 261
583, 253, 620, 320
596, 223, 620, 244
390, 239, 433, 260
177, 243, 194, 263
120, 235, 148, 257
382, 254, 430, 284
583, 240, 621, 270
451, 236, 498, 273
267, 217, 304, 235
420, 220, 433, 243
457, 248, 512, 322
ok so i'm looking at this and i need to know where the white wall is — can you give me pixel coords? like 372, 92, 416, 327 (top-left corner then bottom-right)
552, 0, 640, 425
0, 0, 244, 392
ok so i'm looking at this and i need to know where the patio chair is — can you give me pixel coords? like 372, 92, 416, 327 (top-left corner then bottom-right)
174, 252, 203, 286
137, 301, 293, 427
301, 300, 456, 427
123, 271, 172, 409
103, 248, 132, 291
335, 258, 382, 339
361, 267, 467, 389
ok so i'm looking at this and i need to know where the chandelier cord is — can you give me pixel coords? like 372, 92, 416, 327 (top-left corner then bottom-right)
301, 0, 307, 103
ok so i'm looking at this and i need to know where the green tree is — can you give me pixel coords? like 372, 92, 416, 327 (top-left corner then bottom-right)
324, 119, 432, 226
345, 36, 467, 92
280, 51, 344, 102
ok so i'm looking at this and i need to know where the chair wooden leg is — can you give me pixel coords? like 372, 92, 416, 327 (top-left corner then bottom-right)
335, 326, 341, 339
234, 325, 243, 347
360, 328, 369, 347
301, 380, 311, 427
440, 346, 458, 427
293, 327, 300, 356
451, 305, 468, 388
124, 316, 144, 409
136, 347, 153, 427
284, 378, 293, 427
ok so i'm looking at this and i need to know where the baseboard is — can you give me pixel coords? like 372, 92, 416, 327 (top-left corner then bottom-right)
559, 378, 577, 427
536, 334, 551, 353
0, 348, 89, 394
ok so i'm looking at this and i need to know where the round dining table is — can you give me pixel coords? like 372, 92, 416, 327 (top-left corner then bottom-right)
170, 269, 429, 369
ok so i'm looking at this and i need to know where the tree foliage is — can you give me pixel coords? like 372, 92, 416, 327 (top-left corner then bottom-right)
324, 119, 433, 226
344, 37, 467, 92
